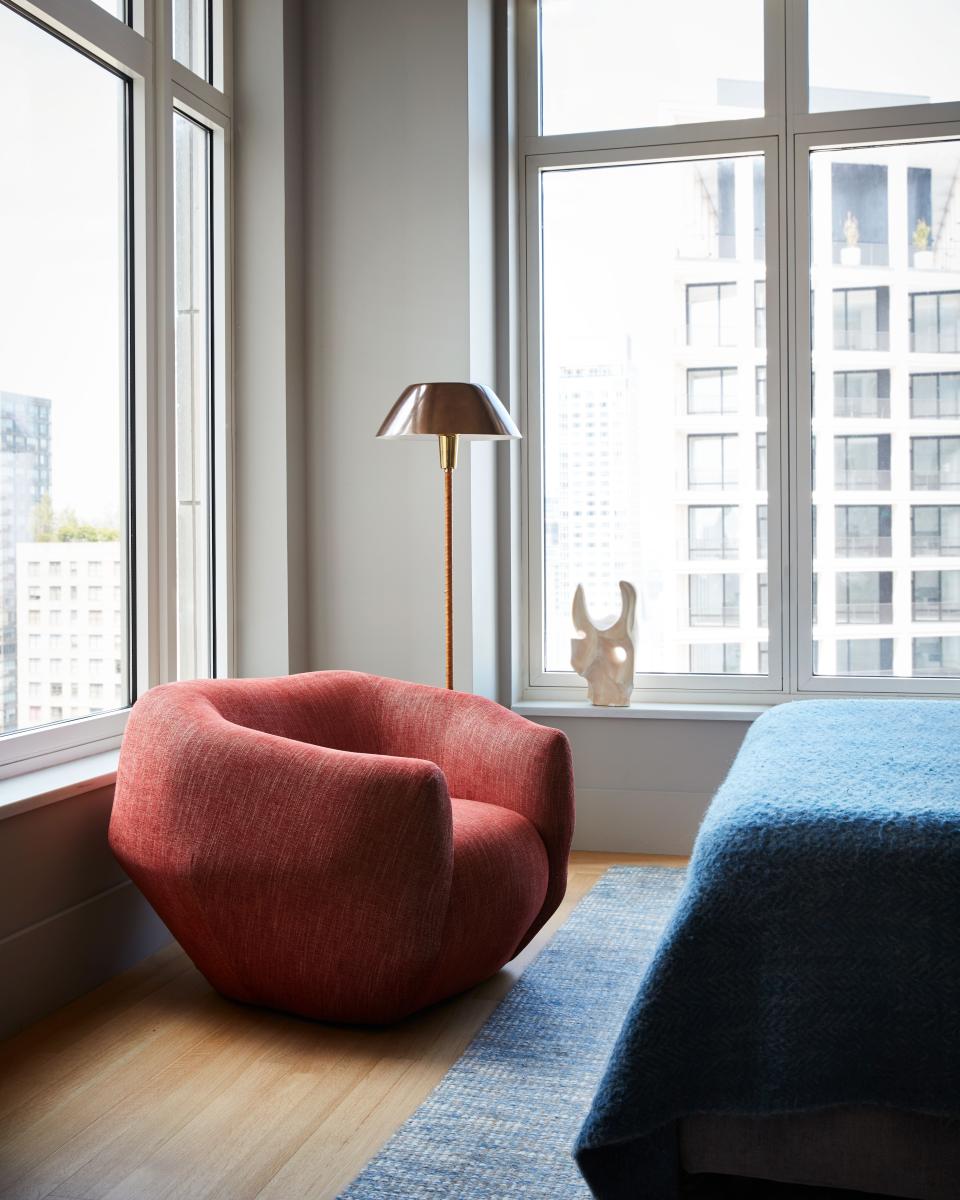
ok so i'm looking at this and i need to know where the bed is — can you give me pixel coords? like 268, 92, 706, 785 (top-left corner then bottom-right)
574, 699, 960, 1199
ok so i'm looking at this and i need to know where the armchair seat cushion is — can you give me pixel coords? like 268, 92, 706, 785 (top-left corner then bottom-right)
429, 797, 549, 1003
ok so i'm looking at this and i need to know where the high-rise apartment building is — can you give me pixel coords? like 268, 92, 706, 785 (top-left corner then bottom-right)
810, 144, 960, 679
544, 339, 641, 668
0, 392, 52, 728
543, 145, 960, 682
16, 540, 124, 728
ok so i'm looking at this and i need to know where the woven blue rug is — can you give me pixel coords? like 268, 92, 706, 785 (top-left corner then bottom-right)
339, 865, 687, 1199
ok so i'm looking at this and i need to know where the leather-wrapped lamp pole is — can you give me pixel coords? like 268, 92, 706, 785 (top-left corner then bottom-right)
377, 383, 520, 689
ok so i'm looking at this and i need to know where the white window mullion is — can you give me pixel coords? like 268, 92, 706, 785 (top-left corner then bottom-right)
153, 0, 179, 687
132, 51, 162, 700
792, 135, 814, 693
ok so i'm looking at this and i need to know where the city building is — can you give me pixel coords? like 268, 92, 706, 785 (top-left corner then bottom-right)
15, 540, 124, 727
0, 391, 51, 729
811, 143, 960, 678
544, 147, 960, 681
543, 338, 641, 668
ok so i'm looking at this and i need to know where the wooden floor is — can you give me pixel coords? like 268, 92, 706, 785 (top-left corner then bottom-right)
0, 852, 686, 1200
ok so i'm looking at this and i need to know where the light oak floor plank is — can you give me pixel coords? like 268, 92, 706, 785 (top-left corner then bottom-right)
0, 852, 686, 1200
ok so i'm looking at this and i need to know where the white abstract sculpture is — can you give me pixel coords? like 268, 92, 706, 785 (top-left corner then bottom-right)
570, 581, 637, 707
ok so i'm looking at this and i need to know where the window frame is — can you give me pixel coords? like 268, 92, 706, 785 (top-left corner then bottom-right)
794, 119, 960, 698
519, 0, 960, 703
0, 0, 234, 778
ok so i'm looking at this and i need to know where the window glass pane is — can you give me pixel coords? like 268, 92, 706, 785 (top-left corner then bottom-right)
911, 373, 960, 419
913, 570, 960, 621
173, 112, 213, 680
755, 366, 766, 417
913, 635, 960, 676
539, 0, 764, 135
541, 155, 767, 676
836, 637, 894, 676
689, 573, 739, 627
835, 370, 890, 418
809, 1, 960, 114
688, 642, 741, 674
173, 0, 210, 81
0, 8, 128, 733
687, 368, 737, 416
811, 140, 960, 679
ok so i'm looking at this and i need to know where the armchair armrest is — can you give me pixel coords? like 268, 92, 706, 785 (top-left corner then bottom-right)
110, 684, 455, 1021
372, 677, 575, 942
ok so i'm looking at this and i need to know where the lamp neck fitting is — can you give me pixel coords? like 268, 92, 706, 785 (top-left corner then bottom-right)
437, 433, 460, 471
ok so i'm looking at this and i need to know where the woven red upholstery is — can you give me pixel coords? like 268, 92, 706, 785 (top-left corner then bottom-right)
108, 671, 574, 1024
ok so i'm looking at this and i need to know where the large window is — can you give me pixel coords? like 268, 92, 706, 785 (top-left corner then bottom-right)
687, 368, 738, 416
912, 506, 960, 556
834, 370, 890, 419
174, 111, 216, 681
0, 9, 126, 737
687, 283, 738, 349
913, 571, 960, 622
835, 505, 892, 558
834, 435, 891, 490
911, 373, 960, 419
688, 574, 740, 627
0, 1, 231, 768
688, 435, 738, 491
525, 0, 960, 699
836, 572, 893, 625
911, 292, 960, 353
832, 287, 889, 352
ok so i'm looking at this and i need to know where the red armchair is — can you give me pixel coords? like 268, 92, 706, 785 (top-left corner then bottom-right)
108, 671, 574, 1023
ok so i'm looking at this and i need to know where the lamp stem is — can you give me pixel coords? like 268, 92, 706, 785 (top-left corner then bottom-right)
438, 434, 459, 690
443, 465, 453, 690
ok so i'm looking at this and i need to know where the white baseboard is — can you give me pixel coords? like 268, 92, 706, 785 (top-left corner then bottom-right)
0, 879, 171, 1040
571, 788, 712, 856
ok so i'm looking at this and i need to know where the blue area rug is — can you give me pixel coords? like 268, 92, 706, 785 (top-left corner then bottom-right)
339, 866, 687, 1199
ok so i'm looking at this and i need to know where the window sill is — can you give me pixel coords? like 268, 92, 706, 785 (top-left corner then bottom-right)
0, 749, 120, 822
513, 700, 768, 722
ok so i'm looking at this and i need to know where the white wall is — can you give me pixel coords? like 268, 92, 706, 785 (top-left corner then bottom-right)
542, 716, 750, 854
0, 787, 169, 1038
303, 0, 503, 696
234, 0, 308, 677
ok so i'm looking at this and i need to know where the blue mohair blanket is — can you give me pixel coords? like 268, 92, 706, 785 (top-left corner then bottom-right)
574, 699, 960, 1199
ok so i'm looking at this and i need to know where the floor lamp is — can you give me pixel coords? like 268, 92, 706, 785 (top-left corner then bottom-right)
377, 383, 520, 689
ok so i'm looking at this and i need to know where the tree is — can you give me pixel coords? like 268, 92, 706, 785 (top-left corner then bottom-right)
30, 497, 119, 543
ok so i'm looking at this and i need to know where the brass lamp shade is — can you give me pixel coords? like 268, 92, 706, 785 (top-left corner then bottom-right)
377, 382, 520, 691
376, 382, 520, 441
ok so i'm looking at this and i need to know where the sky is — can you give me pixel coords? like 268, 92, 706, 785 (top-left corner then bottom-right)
540, 0, 960, 135
0, 5, 125, 527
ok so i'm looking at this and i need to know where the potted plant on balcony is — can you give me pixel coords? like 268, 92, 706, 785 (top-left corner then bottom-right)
841, 211, 861, 266
913, 216, 934, 269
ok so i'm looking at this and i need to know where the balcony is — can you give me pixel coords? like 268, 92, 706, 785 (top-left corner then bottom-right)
912, 536, 960, 556
911, 473, 960, 491
833, 328, 889, 353
836, 602, 893, 624
689, 607, 740, 628
835, 536, 892, 557
835, 469, 891, 490
913, 601, 960, 621
689, 543, 739, 561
